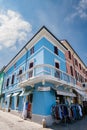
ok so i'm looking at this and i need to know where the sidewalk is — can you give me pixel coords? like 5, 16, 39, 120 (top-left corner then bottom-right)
0, 110, 53, 130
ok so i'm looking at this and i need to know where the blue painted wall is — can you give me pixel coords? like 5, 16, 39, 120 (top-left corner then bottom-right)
44, 48, 66, 72
2, 36, 66, 115
32, 89, 55, 115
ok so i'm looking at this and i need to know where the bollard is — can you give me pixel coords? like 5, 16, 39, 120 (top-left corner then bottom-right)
42, 118, 46, 128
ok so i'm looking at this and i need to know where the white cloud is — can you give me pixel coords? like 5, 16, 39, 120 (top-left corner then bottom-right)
76, 0, 87, 19
66, 0, 87, 21
0, 9, 32, 49
0, 45, 2, 50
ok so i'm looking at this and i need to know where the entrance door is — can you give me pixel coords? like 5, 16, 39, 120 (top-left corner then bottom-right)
27, 93, 33, 119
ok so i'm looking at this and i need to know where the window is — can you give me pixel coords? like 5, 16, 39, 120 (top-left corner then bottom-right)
83, 69, 85, 74
55, 62, 59, 69
85, 78, 87, 82
68, 51, 71, 59
29, 62, 33, 69
14, 63, 16, 68
6, 78, 9, 87
70, 66, 73, 76
75, 59, 78, 66
75, 71, 78, 80
30, 46, 34, 55
79, 63, 81, 70
86, 71, 87, 76
29, 62, 34, 78
54, 46, 58, 55
19, 69, 22, 75
11, 75, 15, 84
55, 62, 60, 78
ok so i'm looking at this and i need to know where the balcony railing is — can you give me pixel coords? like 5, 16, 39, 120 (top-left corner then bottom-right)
17, 64, 76, 87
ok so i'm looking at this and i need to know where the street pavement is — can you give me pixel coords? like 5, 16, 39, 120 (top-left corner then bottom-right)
0, 110, 52, 130
0, 110, 87, 130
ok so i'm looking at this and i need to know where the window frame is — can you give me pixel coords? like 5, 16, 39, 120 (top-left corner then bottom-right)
70, 66, 73, 76
68, 51, 71, 59
11, 74, 15, 85
54, 46, 58, 55
30, 46, 34, 55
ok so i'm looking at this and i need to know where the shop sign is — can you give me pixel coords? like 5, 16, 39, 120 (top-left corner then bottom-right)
38, 87, 50, 91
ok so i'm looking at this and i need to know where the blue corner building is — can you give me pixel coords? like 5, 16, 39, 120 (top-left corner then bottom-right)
2, 26, 76, 125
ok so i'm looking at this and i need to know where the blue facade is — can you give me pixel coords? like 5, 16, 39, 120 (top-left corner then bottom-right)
2, 28, 69, 124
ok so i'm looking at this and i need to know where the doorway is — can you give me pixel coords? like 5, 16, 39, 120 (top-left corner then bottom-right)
26, 93, 33, 119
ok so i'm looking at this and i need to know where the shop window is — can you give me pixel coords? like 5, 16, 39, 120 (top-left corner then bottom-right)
54, 46, 58, 55
70, 66, 73, 76
68, 51, 71, 59
30, 46, 34, 55
11, 75, 15, 84
6, 78, 9, 87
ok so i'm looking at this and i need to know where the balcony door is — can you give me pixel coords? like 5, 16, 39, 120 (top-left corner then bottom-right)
55, 62, 60, 78
29, 62, 33, 78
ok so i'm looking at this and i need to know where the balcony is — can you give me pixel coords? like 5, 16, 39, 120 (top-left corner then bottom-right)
17, 64, 76, 88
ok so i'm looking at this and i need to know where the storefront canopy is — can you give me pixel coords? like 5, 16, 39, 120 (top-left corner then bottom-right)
73, 88, 85, 97
19, 91, 32, 96
12, 92, 19, 96
19, 91, 24, 96
57, 90, 76, 97
6, 94, 12, 98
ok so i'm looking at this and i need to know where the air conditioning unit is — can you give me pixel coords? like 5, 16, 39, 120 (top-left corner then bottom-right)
82, 83, 87, 88
83, 83, 85, 87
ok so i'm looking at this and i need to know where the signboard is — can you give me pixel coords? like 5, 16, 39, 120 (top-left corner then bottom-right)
38, 87, 50, 91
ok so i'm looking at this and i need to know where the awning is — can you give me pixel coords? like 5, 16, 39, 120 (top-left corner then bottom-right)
57, 91, 76, 97
12, 92, 19, 96
19, 91, 32, 96
19, 91, 24, 96
73, 88, 85, 96
23, 91, 32, 96
6, 94, 12, 98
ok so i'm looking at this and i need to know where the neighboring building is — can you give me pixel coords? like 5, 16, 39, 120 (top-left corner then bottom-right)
61, 40, 87, 103
1, 26, 87, 125
0, 67, 5, 108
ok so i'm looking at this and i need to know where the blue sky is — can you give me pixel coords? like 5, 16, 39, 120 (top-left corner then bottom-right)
0, 0, 87, 69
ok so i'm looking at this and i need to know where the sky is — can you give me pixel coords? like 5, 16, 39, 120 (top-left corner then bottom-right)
0, 0, 87, 69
